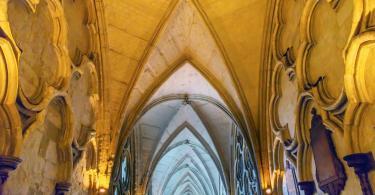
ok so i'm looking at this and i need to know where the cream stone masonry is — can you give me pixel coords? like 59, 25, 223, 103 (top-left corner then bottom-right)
1, 0, 374, 194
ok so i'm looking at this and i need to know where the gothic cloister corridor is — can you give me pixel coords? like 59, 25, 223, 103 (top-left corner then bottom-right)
0, 0, 375, 194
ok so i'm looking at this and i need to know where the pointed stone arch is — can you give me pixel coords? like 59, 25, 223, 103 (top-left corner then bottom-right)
169, 171, 207, 195
112, 0, 259, 164
155, 151, 216, 195
111, 86, 262, 193
120, 59, 246, 134
165, 168, 211, 195
109, 1, 264, 192
175, 179, 203, 195
144, 121, 228, 193
116, 61, 260, 177
106, 1, 264, 191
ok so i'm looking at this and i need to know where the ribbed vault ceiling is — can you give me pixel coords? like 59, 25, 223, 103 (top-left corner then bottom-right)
134, 101, 230, 195
130, 60, 241, 194
109, 0, 267, 193
105, 0, 268, 137
152, 129, 222, 195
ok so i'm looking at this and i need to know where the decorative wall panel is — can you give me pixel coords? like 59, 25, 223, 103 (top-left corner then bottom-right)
267, 0, 372, 194
3, 0, 102, 193
297, 0, 352, 114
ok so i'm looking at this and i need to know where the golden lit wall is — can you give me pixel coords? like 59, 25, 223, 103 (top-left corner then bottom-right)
267, 0, 375, 194
1, 0, 101, 194
1, 0, 375, 194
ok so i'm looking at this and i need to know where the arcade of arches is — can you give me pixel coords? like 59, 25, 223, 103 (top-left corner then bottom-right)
0, 0, 375, 194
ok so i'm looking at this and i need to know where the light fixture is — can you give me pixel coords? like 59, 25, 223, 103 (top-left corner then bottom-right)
99, 188, 107, 193
265, 188, 272, 194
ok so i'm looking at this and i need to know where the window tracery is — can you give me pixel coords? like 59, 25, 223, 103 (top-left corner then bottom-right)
112, 140, 132, 195
234, 128, 260, 195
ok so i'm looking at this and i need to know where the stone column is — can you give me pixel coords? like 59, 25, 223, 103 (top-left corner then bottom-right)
298, 181, 315, 195
0, 156, 21, 194
0, 105, 22, 195
344, 152, 374, 195
55, 182, 72, 195
0, 1, 23, 194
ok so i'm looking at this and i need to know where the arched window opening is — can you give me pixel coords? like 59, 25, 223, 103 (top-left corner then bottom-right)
112, 140, 132, 195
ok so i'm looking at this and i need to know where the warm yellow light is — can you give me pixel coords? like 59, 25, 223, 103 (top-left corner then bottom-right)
265, 188, 272, 194
98, 174, 110, 189
99, 188, 107, 193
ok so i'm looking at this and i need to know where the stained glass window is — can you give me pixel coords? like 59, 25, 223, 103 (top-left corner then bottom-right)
234, 128, 260, 195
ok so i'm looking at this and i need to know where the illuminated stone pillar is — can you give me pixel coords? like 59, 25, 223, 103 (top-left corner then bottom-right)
0, 105, 22, 194
0, 0, 22, 194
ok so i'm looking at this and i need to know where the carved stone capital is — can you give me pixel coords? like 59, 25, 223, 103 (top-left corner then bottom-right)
55, 182, 71, 195
344, 152, 374, 195
0, 155, 21, 194
298, 181, 315, 195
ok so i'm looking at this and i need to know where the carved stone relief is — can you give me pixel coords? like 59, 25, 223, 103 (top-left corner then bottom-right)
270, 0, 304, 192
0, 1, 23, 193
343, 0, 375, 192
269, 61, 299, 164
3, 0, 101, 192
344, 0, 375, 103
62, 0, 98, 65
48, 96, 74, 183
297, 0, 352, 115
71, 140, 98, 193
294, 94, 315, 182
9, 0, 70, 110
69, 56, 98, 166
2, 95, 74, 194
272, 0, 303, 66
0, 16, 22, 156
269, 0, 375, 194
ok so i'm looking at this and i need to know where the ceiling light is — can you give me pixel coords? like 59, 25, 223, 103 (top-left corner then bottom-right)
99, 188, 106, 193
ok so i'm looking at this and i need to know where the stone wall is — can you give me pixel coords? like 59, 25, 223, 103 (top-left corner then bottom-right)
1, 0, 375, 194
4, 101, 62, 194
267, 0, 375, 194
2, 0, 101, 194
